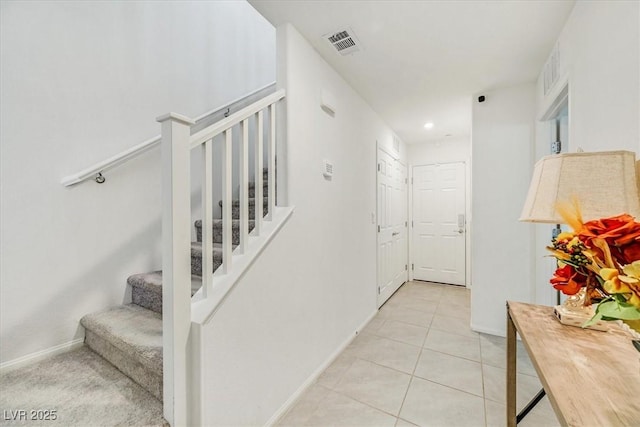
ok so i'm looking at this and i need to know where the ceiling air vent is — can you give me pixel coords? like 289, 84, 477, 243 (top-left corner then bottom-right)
323, 28, 361, 56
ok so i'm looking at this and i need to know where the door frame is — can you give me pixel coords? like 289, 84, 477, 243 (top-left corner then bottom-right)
376, 142, 409, 306
408, 160, 472, 288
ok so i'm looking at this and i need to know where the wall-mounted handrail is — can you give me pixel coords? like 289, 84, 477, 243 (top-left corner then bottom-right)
60, 82, 276, 187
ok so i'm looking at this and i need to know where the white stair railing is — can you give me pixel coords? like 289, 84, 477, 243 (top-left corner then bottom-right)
157, 89, 285, 426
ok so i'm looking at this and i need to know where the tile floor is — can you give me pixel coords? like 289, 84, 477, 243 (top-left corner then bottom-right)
276, 281, 560, 427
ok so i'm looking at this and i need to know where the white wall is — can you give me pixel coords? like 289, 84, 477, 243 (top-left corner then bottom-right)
532, 1, 640, 306
0, 0, 275, 365
470, 84, 536, 336
536, 1, 639, 153
407, 137, 472, 286
198, 23, 400, 425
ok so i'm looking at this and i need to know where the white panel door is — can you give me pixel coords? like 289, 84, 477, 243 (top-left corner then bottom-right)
412, 163, 465, 285
377, 149, 408, 307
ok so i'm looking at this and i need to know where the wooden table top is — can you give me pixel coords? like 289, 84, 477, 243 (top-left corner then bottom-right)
507, 301, 640, 427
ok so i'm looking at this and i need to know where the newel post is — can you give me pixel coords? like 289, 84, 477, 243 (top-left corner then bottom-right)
157, 112, 194, 427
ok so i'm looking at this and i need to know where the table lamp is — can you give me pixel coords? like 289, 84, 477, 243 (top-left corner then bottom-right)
519, 150, 640, 329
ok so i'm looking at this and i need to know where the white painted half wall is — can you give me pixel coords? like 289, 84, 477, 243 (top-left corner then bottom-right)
470, 84, 536, 336
197, 23, 401, 426
0, 1, 275, 365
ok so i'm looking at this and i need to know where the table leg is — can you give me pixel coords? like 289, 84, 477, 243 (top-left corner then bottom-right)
507, 305, 517, 427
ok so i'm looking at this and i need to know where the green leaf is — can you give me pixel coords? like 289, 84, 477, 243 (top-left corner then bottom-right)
595, 300, 640, 320
582, 312, 604, 328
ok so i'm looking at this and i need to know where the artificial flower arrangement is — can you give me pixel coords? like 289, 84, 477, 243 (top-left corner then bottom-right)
547, 205, 640, 333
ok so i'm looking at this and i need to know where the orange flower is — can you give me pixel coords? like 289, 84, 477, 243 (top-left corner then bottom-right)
550, 264, 585, 295
579, 214, 640, 266
580, 214, 640, 244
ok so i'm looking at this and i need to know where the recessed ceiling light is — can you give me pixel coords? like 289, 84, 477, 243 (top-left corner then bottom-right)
424, 122, 434, 129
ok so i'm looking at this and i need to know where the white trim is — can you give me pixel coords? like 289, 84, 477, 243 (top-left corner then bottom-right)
191, 206, 295, 325
470, 322, 506, 338
539, 73, 569, 122
264, 309, 378, 427
190, 90, 285, 149
0, 338, 84, 373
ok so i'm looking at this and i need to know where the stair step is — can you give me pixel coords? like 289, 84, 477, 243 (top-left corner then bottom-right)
80, 304, 162, 400
194, 219, 256, 244
128, 271, 202, 314
248, 181, 269, 198
219, 197, 269, 219
190, 242, 224, 276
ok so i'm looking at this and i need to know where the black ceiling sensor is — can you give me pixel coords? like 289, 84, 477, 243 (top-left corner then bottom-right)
478, 95, 486, 103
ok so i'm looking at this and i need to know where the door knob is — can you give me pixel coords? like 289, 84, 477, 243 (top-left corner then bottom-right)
392, 232, 399, 236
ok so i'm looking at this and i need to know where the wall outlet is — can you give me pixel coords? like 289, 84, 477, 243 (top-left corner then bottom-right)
323, 160, 333, 178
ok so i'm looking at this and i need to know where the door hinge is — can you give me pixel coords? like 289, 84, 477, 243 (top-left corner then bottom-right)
411, 177, 414, 184
412, 220, 414, 227
377, 286, 381, 294
412, 264, 415, 271
405, 221, 407, 227
405, 264, 408, 271
377, 163, 381, 172
405, 178, 407, 184
377, 225, 380, 232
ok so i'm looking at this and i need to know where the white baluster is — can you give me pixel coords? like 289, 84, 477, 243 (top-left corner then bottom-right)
268, 103, 276, 220
157, 112, 194, 427
254, 110, 264, 235
222, 128, 233, 273
201, 138, 213, 296
239, 119, 249, 253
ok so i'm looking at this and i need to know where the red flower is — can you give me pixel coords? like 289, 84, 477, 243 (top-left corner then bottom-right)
579, 214, 640, 266
550, 264, 586, 295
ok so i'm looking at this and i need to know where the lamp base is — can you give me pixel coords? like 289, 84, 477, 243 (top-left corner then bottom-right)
553, 305, 609, 332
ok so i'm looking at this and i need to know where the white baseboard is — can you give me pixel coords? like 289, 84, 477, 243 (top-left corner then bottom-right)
0, 338, 84, 373
264, 309, 378, 427
470, 323, 506, 338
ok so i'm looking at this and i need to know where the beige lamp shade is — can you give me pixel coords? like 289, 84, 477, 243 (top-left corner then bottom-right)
519, 150, 640, 223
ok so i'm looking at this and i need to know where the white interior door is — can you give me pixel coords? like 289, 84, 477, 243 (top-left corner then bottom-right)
412, 163, 465, 285
377, 148, 408, 307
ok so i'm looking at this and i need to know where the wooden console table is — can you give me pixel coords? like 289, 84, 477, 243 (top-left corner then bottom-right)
506, 301, 640, 427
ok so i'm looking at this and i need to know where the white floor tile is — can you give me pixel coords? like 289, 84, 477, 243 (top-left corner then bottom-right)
414, 349, 484, 396
278, 281, 557, 427
348, 333, 421, 374
431, 313, 479, 339
400, 377, 485, 427
423, 329, 481, 362
379, 305, 434, 328
306, 388, 398, 427
334, 359, 411, 416
373, 319, 428, 347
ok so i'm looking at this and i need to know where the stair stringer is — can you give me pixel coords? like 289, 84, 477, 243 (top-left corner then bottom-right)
187, 205, 294, 426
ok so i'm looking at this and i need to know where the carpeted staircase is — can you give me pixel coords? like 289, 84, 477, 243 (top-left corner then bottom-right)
79, 170, 269, 403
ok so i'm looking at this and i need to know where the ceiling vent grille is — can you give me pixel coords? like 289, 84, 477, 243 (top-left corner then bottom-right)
323, 28, 361, 56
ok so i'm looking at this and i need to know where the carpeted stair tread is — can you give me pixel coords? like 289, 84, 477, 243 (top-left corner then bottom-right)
218, 197, 269, 208
81, 304, 163, 400
0, 346, 166, 425
81, 304, 162, 373
248, 181, 269, 198
194, 219, 256, 244
128, 271, 202, 314
190, 242, 224, 276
